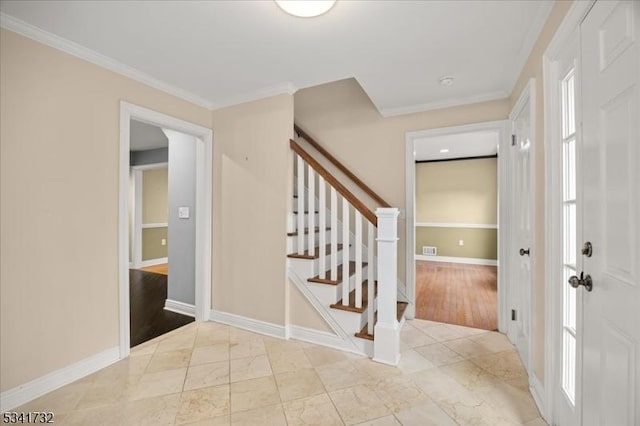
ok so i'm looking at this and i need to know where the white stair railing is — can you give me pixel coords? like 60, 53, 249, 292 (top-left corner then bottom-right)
291, 139, 400, 365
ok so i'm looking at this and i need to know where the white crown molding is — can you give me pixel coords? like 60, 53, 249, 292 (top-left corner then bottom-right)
211, 82, 298, 111
379, 90, 508, 118
209, 310, 287, 339
0, 346, 119, 411
415, 255, 498, 266
506, 0, 556, 94
164, 299, 196, 318
0, 12, 215, 110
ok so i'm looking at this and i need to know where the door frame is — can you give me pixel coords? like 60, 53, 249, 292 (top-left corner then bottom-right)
404, 120, 510, 331
119, 101, 213, 358
542, 1, 596, 423
130, 162, 169, 270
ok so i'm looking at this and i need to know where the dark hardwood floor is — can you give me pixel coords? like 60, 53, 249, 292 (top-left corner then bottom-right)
415, 260, 498, 331
129, 269, 194, 347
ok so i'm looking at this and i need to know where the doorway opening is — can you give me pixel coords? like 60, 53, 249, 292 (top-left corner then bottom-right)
411, 129, 500, 331
119, 102, 213, 358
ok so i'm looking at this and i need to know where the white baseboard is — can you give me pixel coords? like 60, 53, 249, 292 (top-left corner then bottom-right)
164, 299, 195, 318
529, 374, 546, 421
209, 310, 287, 339
0, 346, 119, 411
139, 257, 168, 268
415, 255, 498, 266
287, 325, 364, 355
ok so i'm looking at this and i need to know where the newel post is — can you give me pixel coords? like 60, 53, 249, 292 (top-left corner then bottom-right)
374, 207, 400, 366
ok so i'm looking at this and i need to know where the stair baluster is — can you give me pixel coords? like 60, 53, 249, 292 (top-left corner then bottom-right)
296, 155, 304, 255
307, 165, 315, 257
341, 197, 350, 306
318, 176, 326, 278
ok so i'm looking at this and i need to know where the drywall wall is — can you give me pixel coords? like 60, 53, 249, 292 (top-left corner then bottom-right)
416, 227, 497, 259
211, 94, 294, 326
416, 158, 497, 223
509, 0, 573, 383
166, 130, 197, 306
142, 168, 168, 224
294, 78, 510, 286
142, 227, 168, 261
415, 157, 497, 259
0, 29, 211, 392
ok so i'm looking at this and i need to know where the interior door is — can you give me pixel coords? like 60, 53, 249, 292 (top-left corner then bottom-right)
509, 90, 533, 371
580, 1, 639, 425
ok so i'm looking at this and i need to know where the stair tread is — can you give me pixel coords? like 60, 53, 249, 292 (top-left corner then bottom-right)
329, 280, 378, 313
287, 227, 331, 237
307, 261, 368, 285
354, 302, 409, 341
288, 244, 344, 260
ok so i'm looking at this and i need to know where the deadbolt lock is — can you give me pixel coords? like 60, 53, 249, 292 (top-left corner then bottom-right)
582, 241, 593, 257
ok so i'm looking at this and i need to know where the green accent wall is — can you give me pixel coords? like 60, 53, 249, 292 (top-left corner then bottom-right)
142, 227, 168, 261
416, 227, 497, 260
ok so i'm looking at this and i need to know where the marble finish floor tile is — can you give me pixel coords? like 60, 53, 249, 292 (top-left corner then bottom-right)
14, 320, 540, 426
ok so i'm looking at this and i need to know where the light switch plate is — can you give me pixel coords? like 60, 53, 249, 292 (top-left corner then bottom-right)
178, 206, 190, 219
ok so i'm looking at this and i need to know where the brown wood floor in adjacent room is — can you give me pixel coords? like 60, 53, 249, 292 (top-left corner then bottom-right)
416, 260, 497, 331
129, 268, 193, 347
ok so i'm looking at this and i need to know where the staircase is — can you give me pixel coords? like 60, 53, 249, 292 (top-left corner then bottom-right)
287, 126, 408, 365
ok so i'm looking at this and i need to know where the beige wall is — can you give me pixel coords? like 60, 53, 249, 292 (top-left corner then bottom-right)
416, 158, 497, 224
294, 79, 511, 288
142, 227, 168, 261
0, 29, 211, 392
211, 94, 294, 326
510, 0, 573, 383
142, 168, 168, 224
416, 228, 497, 260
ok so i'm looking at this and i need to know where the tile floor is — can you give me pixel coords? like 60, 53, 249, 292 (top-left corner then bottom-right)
14, 320, 547, 425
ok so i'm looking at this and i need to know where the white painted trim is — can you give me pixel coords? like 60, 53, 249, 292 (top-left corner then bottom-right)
506, 0, 556, 93
132, 169, 143, 269
139, 257, 168, 268
119, 101, 213, 359
0, 346, 119, 411
416, 222, 498, 229
380, 90, 507, 118
164, 299, 195, 318
508, 78, 536, 378
529, 373, 547, 420
287, 325, 364, 356
0, 13, 214, 110
415, 255, 498, 266
209, 310, 287, 339
542, 2, 594, 423
405, 120, 508, 326
142, 223, 168, 229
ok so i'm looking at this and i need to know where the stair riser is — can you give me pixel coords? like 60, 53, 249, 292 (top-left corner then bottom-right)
287, 255, 345, 279
305, 265, 370, 305
286, 230, 336, 252
330, 306, 373, 331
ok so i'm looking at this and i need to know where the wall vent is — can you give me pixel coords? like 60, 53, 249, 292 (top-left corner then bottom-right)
422, 246, 437, 256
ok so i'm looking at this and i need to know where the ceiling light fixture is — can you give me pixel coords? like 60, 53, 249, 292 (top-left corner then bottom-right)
439, 76, 455, 87
275, 0, 336, 18
440, 149, 449, 153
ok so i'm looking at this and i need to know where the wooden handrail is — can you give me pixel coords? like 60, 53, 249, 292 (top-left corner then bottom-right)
294, 124, 391, 208
291, 139, 377, 227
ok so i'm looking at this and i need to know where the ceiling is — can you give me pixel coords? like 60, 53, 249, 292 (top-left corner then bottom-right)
414, 130, 499, 162
0, 0, 554, 116
130, 120, 168, 152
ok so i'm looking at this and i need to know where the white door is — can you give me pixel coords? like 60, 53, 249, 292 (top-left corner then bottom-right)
509, 86, 534, 372
580, 1, 639, 425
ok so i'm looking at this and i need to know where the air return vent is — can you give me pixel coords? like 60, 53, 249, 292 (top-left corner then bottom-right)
422, 246, 437, 256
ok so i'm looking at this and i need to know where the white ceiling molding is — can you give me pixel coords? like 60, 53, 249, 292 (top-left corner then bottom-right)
505, 0, 556, 94
0, 12, 215, 110
379, 90, 508, 118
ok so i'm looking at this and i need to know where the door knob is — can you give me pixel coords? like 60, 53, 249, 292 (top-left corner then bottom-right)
568, 271, 593, 292
519, 248, 530, 256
